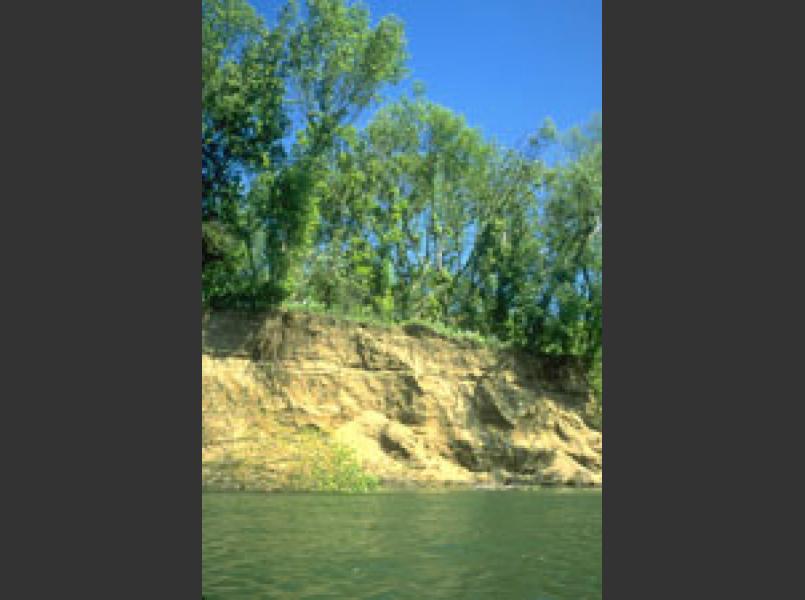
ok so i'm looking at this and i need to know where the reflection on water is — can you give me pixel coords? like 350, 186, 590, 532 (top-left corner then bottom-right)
203, 489, 601, 600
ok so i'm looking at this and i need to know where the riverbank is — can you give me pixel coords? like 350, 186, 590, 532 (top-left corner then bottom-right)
202, 310, 602, 491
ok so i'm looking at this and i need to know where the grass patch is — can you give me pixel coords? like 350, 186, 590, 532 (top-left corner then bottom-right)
285, 430, 380, 492
203, 424, 380, 493
280, 301, 507, 349
400, 318, 508, 349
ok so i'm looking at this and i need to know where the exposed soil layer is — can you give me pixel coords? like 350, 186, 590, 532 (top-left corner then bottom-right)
202, 310, 602, 490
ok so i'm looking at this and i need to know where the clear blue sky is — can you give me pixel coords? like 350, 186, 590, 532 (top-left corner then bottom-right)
252, 0, 601, 148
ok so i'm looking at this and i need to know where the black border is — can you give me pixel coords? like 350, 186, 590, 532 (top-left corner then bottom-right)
7, 1, 201, 597
603, 1, 801, 598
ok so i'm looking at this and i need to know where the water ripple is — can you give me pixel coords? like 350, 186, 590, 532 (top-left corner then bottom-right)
203, 489, 601, 600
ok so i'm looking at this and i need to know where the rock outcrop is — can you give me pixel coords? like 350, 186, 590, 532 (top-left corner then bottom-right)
202, 310, 602, 490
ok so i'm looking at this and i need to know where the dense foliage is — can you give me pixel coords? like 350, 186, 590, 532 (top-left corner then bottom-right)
201, 0, 602, 420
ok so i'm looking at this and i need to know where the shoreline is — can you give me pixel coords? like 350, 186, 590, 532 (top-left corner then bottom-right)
201, 480, 602, 493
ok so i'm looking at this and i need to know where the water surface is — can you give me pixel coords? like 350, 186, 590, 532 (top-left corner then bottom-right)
203, 489, 601, 599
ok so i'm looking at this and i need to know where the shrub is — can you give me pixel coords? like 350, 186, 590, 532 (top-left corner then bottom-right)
285, 430, 379, 492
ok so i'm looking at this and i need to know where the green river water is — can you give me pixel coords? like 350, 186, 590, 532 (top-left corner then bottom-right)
202, 489, 601, 599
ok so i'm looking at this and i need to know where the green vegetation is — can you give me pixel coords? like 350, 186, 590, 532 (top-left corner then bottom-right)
202, 0, 602, 424
203, 423, 380, 492
286, 430, 380, 492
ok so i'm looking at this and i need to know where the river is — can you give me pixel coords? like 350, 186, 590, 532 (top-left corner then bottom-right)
203, 489, 601, 599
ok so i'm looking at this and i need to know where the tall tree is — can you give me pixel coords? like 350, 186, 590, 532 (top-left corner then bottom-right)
201, 0, 407, 307
202, 0, 291, 304
521, 115, 602, 365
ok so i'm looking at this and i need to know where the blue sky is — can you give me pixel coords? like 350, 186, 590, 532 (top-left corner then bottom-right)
251, 0, 601, 148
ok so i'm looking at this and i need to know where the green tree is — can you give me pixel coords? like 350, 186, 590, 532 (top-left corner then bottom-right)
202, 0, 291, 305
201, 0, 407, 307
361, 96, 492, 322
525, 116, 602, 366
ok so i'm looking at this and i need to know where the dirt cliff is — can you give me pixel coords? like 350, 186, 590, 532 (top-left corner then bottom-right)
202, 310, 602, 490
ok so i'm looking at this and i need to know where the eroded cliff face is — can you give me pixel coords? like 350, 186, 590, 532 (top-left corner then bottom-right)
202, 311, 602, 490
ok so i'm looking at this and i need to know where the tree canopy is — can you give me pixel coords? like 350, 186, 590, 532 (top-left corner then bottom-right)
201, 0, 602, 424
